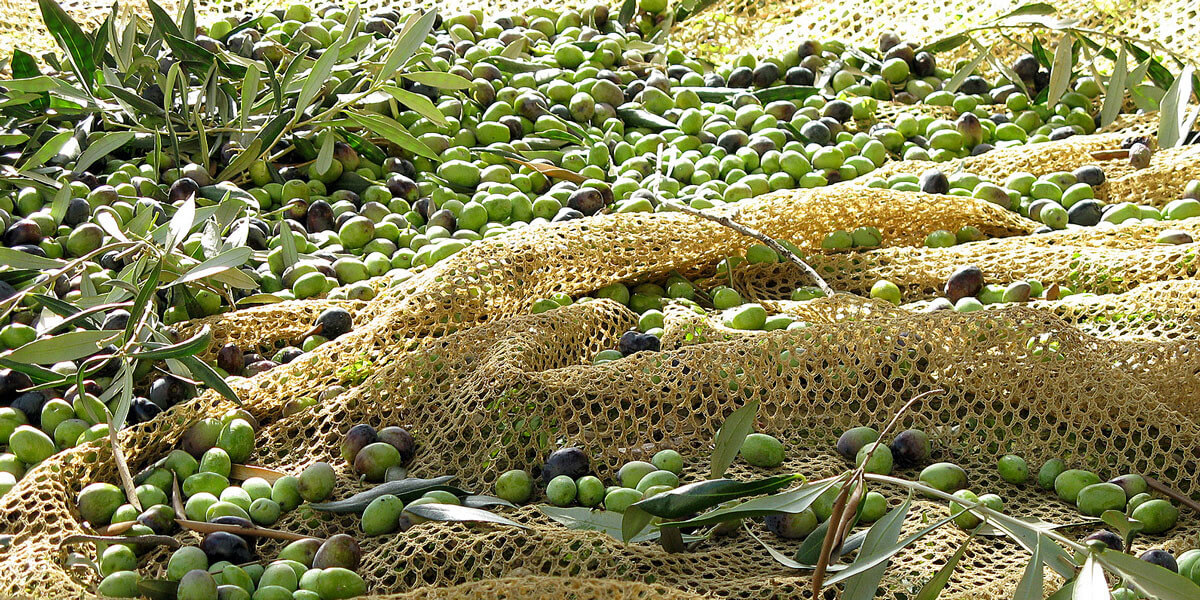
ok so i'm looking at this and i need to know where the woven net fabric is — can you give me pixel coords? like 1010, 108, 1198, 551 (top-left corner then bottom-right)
1, 132, 1200, 599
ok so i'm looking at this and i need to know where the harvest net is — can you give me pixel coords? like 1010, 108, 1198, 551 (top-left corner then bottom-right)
2, 1, 1200, 599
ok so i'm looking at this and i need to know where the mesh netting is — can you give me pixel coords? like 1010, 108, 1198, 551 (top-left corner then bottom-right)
3, 1, 1200, 599
1, 128, 1200, 599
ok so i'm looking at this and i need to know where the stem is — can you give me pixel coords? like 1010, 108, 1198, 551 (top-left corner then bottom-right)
661, 201, 835, 297
863, 473, 1088, 554
659, 526, 685, 553
1143, 476, 1200, 515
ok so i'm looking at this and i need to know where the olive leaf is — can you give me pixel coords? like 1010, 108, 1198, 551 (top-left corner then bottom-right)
709, 399, 758, 479
661, 477, 843, 529
1073, 554, 1110, 600
1094, 547, 1200, 599
1047, 32, 1075, 107
632, 474, 803, 519
1157, 65, 1195, 148
1099, 46, 1128, 127
945, 46, 991, 93
310, 477, 461, 513
540, 506, 661, 543
127, 326, 213, 360
38, 0, 96, 91
5, 330, 120, 364
402, 503, 526, 528
913, 525, 978, 600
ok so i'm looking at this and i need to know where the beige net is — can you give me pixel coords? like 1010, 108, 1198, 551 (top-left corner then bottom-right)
3, 1, 1200, 599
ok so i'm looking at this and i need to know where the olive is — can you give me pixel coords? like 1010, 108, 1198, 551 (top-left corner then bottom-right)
797, 39, 821, 58
244, 360, 278, 376
800, 121, 831, 145
1012, 54, 1039, 80
567, 188, 606, 216
273, 347, 303, 364
959, 75, 990, 95
101, 310, 130, 331
1073, 165, 1106, 187
377, 426, 416, 464
0, 369, 34, 403
878, 31, 902, 52
1048, 127, 1076, 141
11, 391, 47, 426
823, 100, 853, 122
62, 197, 91, 227
200, 531, 254, 565
3, 219, 42, 247
1139, 549, 1178, 572
341, 424, 378, 463
717, 129, 749, 152
148, 376, 190, 410
129, 397, 162, 424
703, 73, 725, 87
920, 169, 950, 194
313, 308, 352, 340
890, 429, 931, 465
912, 52, 936, 77
1129, 143, 1152, 169
542, 447, 589, 484
784, 67, 815, 86
727, 66, 753, 88
1082, 529, 1123, 552
944, 266, 984, 303
1067, 200, 1103, 226
552, 208, 585, 222
618, 330, 660, 356
752, 63, 780, 87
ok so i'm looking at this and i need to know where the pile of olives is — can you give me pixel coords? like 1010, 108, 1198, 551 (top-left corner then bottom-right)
492, 446, 685, 512
74, 416, 352, 598
339, 423, 416, 483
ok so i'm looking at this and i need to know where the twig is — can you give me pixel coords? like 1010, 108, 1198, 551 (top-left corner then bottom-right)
1143, 475, 1200, 515
661, 201, 835, 297
1090, 149, 1131, 160
175, 519, 320, 542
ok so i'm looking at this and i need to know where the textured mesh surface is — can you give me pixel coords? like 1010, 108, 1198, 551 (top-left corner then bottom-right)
2, 134, 1200, 599
4, 1, 1200, 600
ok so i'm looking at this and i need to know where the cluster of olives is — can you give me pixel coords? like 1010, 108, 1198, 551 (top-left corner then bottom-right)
0, 371, 197, 498
836, 426, 933, 475
493, 446, 684, 512
137, 535, 366, 600
931, 265, 1053, 313
75, 416, 350, 598
997, 455, 1179, 533
339, 423, 416, 483
821, 226, 884, 250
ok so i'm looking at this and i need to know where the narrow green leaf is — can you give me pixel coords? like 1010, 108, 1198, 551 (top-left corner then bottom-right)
1073, 554, 1110, 600
128, 326, 212, 360
0, 357, 68, 384
5, 329, 119, 364
840, 496, 912, 599
710, 399, 758, 478
633, 474, 802, 519
11, 50, 41, 79
343, 131, 387, 164
1100, 46, 1128, 127
236, 293, 285, 307
177, 354, 240, 404
824, 505, 960, 589
255, 109, 295, 153
382, 85, 448, 126
347, 110, 438, 160
180, 0, 195, 40
374, 11, 438, 87
38, 0, 97, 91
402, 503, 526, 528
538, 506, 661, 543
165, 195, 196, 251
915, 526, 977, 600
48, 185, 70, 225
295, 41, 341, 118
976, 511, 1077, 579
945, 46, 991, 94
315, 133, 336, 177
995, 2, 1056, 20
920, 34, 970, 55
501, 37, 527, 59
121, 258, 158, 345
215, 139, 263, 183
0, 246, 67, 270
104, 85, 167, 118
401, 71, 472, 89
745, 522, 853, 571
663, 477, 843, 529
73, 132, 134, 175
461, 495, 516, 509
177, 247, 253, 285
20, 130, 73, 172
1047, 33, 1073, 107
279, 219, 299, 271
1158, 65, 1195, 149
1012, 535, 1046, 600
339, 3, 359, 46
618, 0, 637, 26
238, 66, 261, 133
620, 505, 654, 542
311, 477, 461, 513
144, 0, 184, 40
108, 362, 134, 435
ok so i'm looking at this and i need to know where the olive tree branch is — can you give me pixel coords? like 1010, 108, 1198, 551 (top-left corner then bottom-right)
660, 200, 836, 297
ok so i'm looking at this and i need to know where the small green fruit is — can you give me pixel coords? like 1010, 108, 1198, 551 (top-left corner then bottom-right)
1076, 483, 1127, 517
298, 462, 336, 502
546, 475, 577, 506
918, 462, 968, 494
576, 476, 605, 507
604, 488, 643, 513
950, 490, 982, 529
997, 455, 1029, 484
1131, 499, 1179, 534
740, 433, 785, 468
97, 570, 140, 598
855, 442, 893, 475
651, 450, 684, 474
494, 469, 534, 504
362, 494, 405, 536
1037, 459, 1067, 490
1053, 469, 1101, 504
